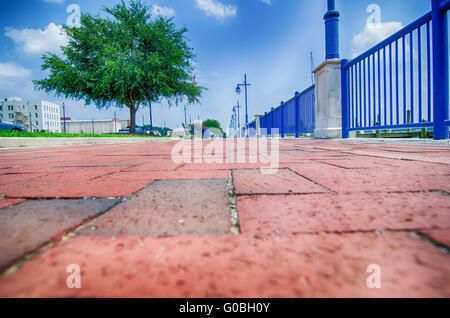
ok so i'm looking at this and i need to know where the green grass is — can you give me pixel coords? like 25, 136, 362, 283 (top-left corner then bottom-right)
0, 131, 168, 138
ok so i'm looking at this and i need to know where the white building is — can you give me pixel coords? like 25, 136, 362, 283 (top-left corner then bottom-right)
62, 119, 122, 134
0, 98, 61, 133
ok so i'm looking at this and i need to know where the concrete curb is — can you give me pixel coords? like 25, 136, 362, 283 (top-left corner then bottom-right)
0, 137, 177, 149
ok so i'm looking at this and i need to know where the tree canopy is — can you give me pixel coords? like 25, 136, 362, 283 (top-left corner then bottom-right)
202, 119, 223, 133
34, 0, 203, 132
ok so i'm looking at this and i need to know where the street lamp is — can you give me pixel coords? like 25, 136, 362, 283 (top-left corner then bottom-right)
234, 101, 241, 137
114, 111, 117, 133
62, 102, 66, 134
235, 74, 251, 137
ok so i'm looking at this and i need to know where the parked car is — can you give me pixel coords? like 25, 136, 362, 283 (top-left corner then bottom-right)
119, 126, 147, 135
149, 130, 161, 136
0, 120, 26, 132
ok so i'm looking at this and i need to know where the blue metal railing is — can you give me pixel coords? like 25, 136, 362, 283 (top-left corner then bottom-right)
341, 0, 449, 139
245, 85, 315, 137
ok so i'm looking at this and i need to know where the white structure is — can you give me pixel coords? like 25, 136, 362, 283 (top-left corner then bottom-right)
62, 119, 122, 134
0, 98, 61, 133
313, 60, 342, 139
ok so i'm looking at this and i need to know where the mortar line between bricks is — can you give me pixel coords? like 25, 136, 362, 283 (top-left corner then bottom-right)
411, 231, 450, 253
233, 189, 450, 197
174, 163, 186, 171
228, 171, 240, 235
234, 191, 328, 197
286, 167, 337, 194
315, 161, 353, 169
256, 228, 449, 250
0, 197, 125, 278
89, 170, 123, 181
1, 180, 158, 200
339, 151, 450, 166
2, 195, 125, 200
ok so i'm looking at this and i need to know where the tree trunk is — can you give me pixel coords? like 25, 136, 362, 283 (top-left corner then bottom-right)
129, 106, 136, 134
149, 102, 153, 131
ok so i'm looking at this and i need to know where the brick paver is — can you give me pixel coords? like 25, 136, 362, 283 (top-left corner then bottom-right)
0, 232, 448, 298
232, 169, 326, 195
237, 193, 450, 234
0, 139, 449, 298
0, 199, 26, 209
0, 198, 121, 270
77, 179, 231, 237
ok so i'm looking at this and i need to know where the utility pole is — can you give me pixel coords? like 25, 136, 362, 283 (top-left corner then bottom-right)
149, 103, 153, 131
92, 118, 94, 135
29, 112, 32, 133
62, 102, 66, 134
236, 101, 241, 137
235, 74, 251, 137
310, 52, 315, 85
184, 105, 187, 127
114, 111, 117, 133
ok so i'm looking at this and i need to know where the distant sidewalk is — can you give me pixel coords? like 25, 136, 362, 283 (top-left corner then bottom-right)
0, 137, 175, 149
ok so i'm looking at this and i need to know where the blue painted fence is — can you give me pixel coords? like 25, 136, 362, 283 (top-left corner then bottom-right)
341, 0, 449, 139
246, 85, 315, 137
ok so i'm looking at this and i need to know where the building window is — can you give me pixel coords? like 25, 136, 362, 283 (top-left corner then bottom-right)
9, 113, 14, 119
34, 105, 37, 110
36, 121, 39, 126
0, 106, 2, 111
35, 113, 38, 118
8, 106, 13, 111
0, 114, 2, 119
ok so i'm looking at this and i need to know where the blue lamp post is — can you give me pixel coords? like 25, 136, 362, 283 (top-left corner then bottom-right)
324, 0, 340, 60
234, 100, 241, 137
231, 106, 236, 134
236, 74, 251, 137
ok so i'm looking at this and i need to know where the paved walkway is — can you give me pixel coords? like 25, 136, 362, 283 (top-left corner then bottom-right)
0, 139, 448, 297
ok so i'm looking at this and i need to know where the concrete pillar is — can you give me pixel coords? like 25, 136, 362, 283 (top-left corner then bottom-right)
313, 59, 342, 139
255, 114, 261, 137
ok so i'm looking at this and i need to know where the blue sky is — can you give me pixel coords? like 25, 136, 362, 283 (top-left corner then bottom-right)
0, 0, 431, 130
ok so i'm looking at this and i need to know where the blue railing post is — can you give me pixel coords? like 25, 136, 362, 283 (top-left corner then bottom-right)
341, 59, 350, 138
294, 91, 300, 138
264, 112, 267, 136
280, 101, 285, 138
432, 0, 449, 139
324, 0, 340, 60
270, 107, 274, 136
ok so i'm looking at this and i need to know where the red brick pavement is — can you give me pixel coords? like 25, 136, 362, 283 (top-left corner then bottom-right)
0, 139, 449, 297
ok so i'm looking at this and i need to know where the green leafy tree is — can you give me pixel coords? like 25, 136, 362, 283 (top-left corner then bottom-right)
202, 119, 223, 134
34, 0, 203, 133
142, 125, 172, 136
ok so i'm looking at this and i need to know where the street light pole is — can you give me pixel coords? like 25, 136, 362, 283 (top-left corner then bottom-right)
235, 74, 251, 137
236, 101, 241, 137
29, 112, 32, 133
244, 74, 248, 129
114, 111, 117, 133
62, 102, 66, 134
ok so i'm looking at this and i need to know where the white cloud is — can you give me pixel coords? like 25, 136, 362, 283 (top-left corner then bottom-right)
43, 0, 65, 3
151, 4, 176, 18
0, 64, 33, 95
260, 0, 271, 4
351, 5, 403, 58
195, 0, 237, 20
5, 23, 69, 55
0, 63, 32, 78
